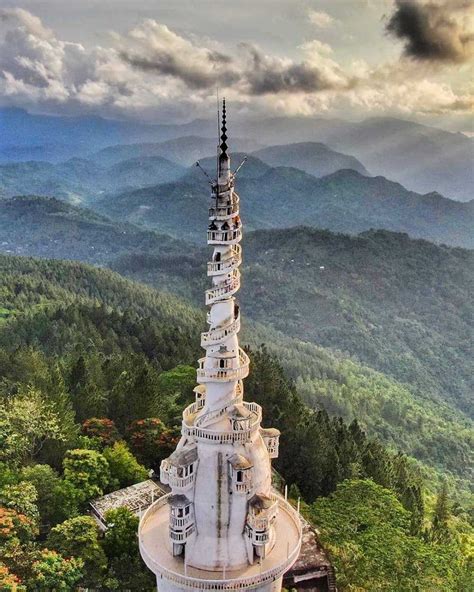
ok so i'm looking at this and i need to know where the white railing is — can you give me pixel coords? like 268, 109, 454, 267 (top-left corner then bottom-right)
170, 515, 194, 529
139, 493, 302, 590
181, 400, 262, 445
197, 349, 250, 383
207, 227, 242, 245
194, 394, 242, 429
201, 314, 240, 347
205, 270, 240, 305
170, 524, 196, 542
207, 246, 241, 275
208, 195, 239, 220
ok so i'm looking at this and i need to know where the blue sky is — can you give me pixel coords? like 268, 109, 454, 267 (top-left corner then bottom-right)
0, 1, 472, 130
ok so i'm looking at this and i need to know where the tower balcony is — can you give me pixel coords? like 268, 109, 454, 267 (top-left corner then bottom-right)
201, 313, 240, 347
196, 349, 249, 383
207, 245, 241, 276
160, 446, 198, 490
208, 195, 239, 220
245, 493, 279, 550
260, 427, 281, 459
207, 226, 242, 245
169, 495, 195, 548
181, 400, 261, 444
205, 270, 240, 305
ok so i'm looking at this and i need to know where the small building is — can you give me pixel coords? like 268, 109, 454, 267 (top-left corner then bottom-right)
90, 479, 168, 530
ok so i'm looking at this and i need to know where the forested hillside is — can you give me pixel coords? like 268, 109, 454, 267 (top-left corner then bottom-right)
0, 156, 185, 203
97, 156, 474, 248
2, 198, 472, 417
114, 228, 474, 417
0, 254, 472, 590
0, 196, 182, 263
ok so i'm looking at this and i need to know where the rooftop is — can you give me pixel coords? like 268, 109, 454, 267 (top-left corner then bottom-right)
139, 492, 302, 590
90, 479, 168, 527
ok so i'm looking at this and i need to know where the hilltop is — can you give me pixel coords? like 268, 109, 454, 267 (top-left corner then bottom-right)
97, 156, 474, 248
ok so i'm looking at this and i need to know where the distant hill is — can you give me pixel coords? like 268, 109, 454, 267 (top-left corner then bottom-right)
97, 155, 474, 248
2, 107, 471, 201
93, 136, 264, 167
236, 116, 474, 202
0, 107, 163, 162
252, 142, 369, 177
0, 196, 182, 262
0, 156, 185, 203
1, 196, 472, 419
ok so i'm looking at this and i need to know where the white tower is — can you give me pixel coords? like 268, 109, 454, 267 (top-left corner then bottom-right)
139, 100, 302, 592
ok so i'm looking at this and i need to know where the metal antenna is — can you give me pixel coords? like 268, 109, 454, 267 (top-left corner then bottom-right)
233, 156, 247, 178
195, 161, 214, 184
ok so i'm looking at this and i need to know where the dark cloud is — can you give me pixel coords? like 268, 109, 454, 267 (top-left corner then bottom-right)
120, 50, 215, 89
386, 0, 474, 62
240, 44, 348, 95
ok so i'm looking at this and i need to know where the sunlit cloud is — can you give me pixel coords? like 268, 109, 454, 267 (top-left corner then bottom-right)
0, 7, 471, 122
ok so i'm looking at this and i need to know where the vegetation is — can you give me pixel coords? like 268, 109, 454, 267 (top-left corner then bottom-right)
97, 157, 474, 247
0, 253, 471, 590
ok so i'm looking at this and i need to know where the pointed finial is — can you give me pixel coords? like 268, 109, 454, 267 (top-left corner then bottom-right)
220, 98, 228, 156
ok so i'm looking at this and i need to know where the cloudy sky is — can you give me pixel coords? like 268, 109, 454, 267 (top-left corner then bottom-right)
0, 0, 472, 130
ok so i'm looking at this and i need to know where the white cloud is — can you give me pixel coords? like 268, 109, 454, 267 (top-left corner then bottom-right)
0, 8, 471, 121
307, 9, 335, 29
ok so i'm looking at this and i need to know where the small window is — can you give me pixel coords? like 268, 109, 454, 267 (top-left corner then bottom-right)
236, 470, 243, 483
219, 359, 225, 369
185, 506, 190, 516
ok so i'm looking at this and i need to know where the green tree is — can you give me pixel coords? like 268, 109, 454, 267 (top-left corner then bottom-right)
431, 482, 451, 543
47, 516, 106, 588
0, 387, 67, 465
311, 479, 460, 591
102, 507, 155, 591
103, 441, 148, 488
102, 507, 139, 558
63, 449, 111, 504
21, 465, 79, 528
27, 549, 83, 591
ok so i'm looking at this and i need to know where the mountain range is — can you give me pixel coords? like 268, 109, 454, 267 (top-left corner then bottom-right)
1, 107, 471, 201
97, 155, 473, 248
1, 195, 472, 422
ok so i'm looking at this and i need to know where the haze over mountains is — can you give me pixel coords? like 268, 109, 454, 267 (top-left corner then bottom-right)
96, 155, 473, 248
1, 108, 472, 202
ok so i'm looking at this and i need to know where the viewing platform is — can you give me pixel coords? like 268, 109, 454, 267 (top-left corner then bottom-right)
197, 349, 250, 383
181, 400, 261, 444
201, 313, 241, 347
139, 492, 302, 591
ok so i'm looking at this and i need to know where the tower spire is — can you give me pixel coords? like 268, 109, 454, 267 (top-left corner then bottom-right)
220, 98, 228, 157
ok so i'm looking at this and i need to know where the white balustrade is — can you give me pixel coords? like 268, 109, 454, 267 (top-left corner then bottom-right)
201, 314, 240, 347
197, 349, 250, 383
